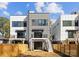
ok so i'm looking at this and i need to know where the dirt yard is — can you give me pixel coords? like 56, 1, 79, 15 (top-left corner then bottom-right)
20, 50, 60, 57
0, 44, 60, 57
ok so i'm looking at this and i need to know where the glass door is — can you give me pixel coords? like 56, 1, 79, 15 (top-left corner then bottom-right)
34, 31, 42, 38
17, 31, 25, 38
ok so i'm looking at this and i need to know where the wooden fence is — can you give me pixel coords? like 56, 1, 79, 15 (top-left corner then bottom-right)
0, 44, 28, 57
53, 43, 79, 57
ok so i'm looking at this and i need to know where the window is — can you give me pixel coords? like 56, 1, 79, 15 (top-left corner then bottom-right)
24, 21, 27, 27
68, 31, 75, 38
63, 21, 72, 26
12, 21, 27, 27
52, 35, 55, 39
17, 31, 25, 38
38, 19, 42, 26
32, 19, 48, 26
75, 20, 78, 26
42, 19, 48, 26
32, 19, 36, 26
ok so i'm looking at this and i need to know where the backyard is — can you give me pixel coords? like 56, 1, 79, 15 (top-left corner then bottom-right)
0, 44, 60, 57
0, 42, 78, 57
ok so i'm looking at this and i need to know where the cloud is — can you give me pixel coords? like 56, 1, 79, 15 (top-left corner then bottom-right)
35, 2, 45, 12
15, 11, 23, 15
34, 2, 64, 14
3, 11, 10, 16
0, 2, 8, 10
45, 3, 64, 14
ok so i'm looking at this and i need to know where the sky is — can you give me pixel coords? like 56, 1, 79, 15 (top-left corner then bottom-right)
0, 2, 79, 22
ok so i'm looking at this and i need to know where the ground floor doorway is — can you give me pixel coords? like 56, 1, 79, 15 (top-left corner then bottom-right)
34, 41, 42, 50
29, 38, 53, 52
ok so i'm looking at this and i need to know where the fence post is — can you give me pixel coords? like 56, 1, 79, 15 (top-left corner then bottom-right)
77, 43, 79, 57
75, 43, 77, 57
64, 44, 65, 53
60, 43, 61, 53
69, 43, 70, 56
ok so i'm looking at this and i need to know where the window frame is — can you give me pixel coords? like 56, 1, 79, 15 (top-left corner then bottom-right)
63, 20, 72, 26
68, 31, 75, 38
32, 19, 48, 26
12, 21, 27, 27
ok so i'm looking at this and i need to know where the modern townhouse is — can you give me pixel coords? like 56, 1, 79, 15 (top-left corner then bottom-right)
10, 13, 52, 52
10, 16, 28, 43
51, 13, 79, 43
9, 12, 79, 51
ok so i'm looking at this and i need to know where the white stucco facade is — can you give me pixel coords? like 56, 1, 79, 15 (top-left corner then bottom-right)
10, 16, 28, 40
51, 14, 79, 41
